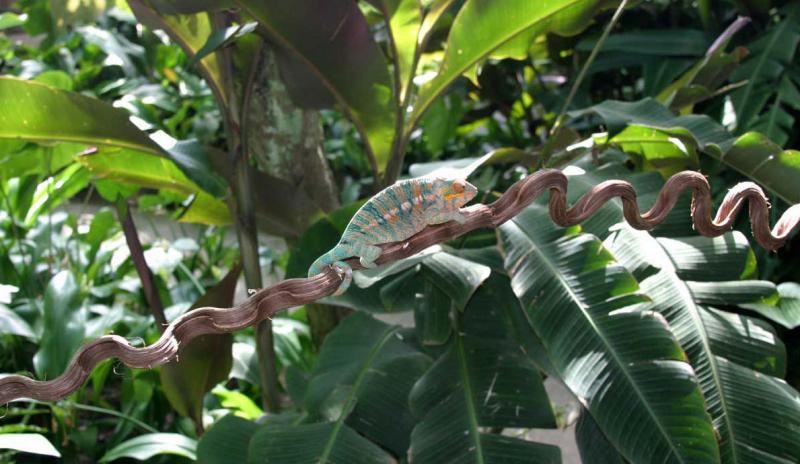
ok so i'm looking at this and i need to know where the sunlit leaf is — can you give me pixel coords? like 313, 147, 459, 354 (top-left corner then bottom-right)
575, 98, 800, 203
411, 0, 614, 129
499, 203, 720, 463
0, 433, 61, 458
99, 433, 196, 462
606, 225, 800, 463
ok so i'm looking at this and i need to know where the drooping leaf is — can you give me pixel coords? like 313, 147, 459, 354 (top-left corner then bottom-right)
411, 0, 614, 128
0, 305, 35, 339
304, 313, 431, 457
99, 433, 197, 462
574, 97, 800, 203
247, 422, 393, 464
605, 225, 800, 463
128, 0, 229, 107
77, 147, 229, 225
0, 433, 61, 458
0, 77, 158, 153
742, 282, 800, 330
33, 271, 86, 380
498, 203, 720, 463
237, 0, 397, 174
409, 274, 559, 464
0, 77, 230, 224
160, 265, 240, 429
197, 415, 259, 464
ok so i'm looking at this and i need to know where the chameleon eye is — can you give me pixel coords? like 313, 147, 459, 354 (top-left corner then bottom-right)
452, 180, 465, 194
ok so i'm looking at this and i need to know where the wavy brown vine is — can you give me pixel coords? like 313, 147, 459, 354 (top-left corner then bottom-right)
2, 169, 799, 404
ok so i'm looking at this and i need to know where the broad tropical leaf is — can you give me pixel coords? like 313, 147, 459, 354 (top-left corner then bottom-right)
197, 415, 259, 464
410, 0, 614, 129
409, 274, 559, 463
0, 77, 229, 224
742, 282, 800, 329
367, 0, 422, 102
236, 0, 397, 174
160, 265, 240, 431
128, 0, 229, 106
575, 410, 625, 464
248, 422, 393, 464
303, 313, 430, 457
498, 203, 720, 463
605, 226, 800, 463
575, 98, 800, 203
730, 4, 800, 143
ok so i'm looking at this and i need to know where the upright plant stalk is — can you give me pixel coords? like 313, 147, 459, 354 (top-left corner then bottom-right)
207, 11, 281, 412
116, 199, 167, 331
539, 0, 629, 167
230, 156, 281, 412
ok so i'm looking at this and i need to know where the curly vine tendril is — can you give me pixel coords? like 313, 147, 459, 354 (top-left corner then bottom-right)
2, 169, 798, 403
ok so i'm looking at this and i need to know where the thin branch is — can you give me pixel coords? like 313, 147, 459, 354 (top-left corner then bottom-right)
1, 169, 799, 404
116, 200, 167, 331
550, 0, 629, 136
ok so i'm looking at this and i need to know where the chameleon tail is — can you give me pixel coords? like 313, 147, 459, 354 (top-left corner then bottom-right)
308, 244, 353, 296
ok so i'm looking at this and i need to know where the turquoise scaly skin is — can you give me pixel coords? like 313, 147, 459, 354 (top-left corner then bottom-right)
308, 177, 478, 295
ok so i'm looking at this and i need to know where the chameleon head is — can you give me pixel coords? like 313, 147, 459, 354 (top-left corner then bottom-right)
438, 178, 477, 207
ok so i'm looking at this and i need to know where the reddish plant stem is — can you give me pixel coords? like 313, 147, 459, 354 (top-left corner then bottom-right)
117, 200, 167, 332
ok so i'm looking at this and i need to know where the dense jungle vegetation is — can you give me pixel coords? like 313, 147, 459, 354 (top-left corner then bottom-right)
0, 0, 799, 462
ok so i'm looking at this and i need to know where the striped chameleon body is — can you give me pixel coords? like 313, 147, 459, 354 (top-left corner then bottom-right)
308, 177, 478, 295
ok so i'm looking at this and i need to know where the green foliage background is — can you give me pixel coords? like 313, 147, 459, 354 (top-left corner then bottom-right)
0, 0, 799, 462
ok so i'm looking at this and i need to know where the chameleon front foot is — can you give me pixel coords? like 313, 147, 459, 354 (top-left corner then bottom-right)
331, 261, 353, 296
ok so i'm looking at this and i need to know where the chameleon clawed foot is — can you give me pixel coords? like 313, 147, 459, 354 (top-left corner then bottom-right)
331, 262, 353, 296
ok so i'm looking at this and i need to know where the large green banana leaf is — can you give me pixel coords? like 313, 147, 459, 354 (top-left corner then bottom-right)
303, 313, 430, 457
410, 0, 616, 130
574, 98, 800, 203
408, 274, 559, 463
0, 77, 229, 224
498, 203, 720, 463
605, 226, 800, 463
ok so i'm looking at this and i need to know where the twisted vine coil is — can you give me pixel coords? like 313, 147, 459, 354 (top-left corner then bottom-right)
1, 169, 798, 404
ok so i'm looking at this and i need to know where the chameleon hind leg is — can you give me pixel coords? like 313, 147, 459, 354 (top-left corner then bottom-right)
357, 244, 382, 269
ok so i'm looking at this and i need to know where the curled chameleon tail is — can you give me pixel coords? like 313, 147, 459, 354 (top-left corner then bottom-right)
308, 244, 354, 296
